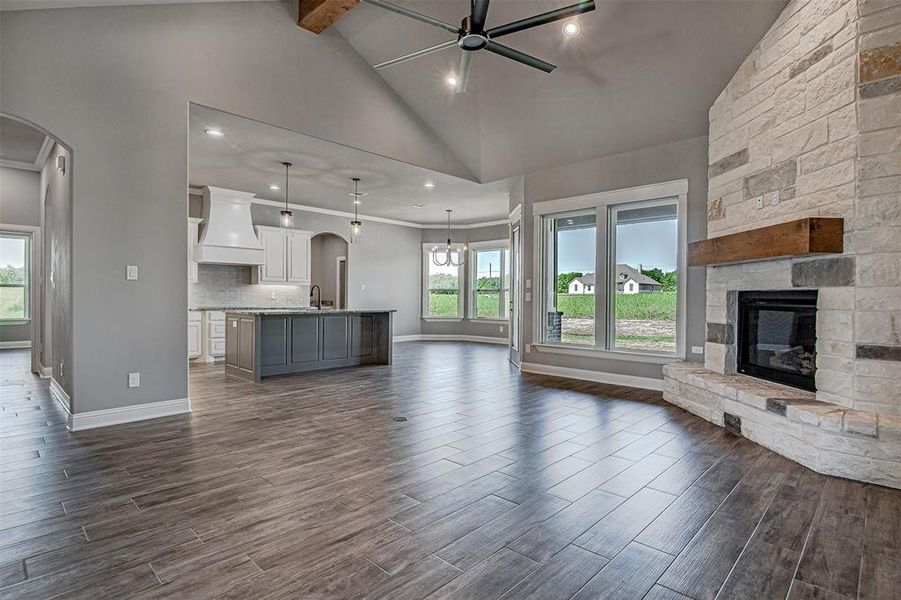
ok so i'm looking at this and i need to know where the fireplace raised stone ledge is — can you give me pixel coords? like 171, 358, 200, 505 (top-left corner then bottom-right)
664, 362, 901, 488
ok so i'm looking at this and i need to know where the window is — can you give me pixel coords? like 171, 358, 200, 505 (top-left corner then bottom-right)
422, 245, 463, 318
610, 201, 678, 354
0, 233, 30, 321
470, 243, 510, 320
535, 180, 686, 358
542, 212, 597, 346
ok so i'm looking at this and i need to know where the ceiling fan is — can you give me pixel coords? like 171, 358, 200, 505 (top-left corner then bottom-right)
363, 0, 596, 93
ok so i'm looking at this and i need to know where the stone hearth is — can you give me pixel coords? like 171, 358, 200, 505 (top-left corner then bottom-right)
663, 0, 901, 488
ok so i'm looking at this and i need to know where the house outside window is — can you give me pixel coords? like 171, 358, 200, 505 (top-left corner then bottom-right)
0, 233, 30, 321
534, 180, 687, 357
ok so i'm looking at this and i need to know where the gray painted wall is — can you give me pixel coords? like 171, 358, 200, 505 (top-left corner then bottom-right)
40, 143, 73, 396
252, 204, 422, 337
0, 166, 41, 344
421, 223, 511, 341
310, 233, 347, 307
0, 1, 469, 413
517, 136, 709, 381
0, 166, 40, 227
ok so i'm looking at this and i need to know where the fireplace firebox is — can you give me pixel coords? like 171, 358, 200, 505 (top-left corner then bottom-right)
737, 290, 817, 391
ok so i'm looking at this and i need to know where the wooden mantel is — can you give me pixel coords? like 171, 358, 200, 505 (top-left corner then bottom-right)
688, 217, 843, 267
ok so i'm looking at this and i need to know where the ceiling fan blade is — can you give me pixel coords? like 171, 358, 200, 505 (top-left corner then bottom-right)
484, 41, 556, 73
374, 39, 458, 69
471, 0, 490, 31
455, 51, 473, 94
362, 0, 462, 35
487, 0, 595, 39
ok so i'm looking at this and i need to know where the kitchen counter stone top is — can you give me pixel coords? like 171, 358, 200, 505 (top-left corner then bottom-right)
224, 308, 397, 315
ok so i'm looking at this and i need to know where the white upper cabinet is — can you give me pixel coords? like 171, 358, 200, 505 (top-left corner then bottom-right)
253, 226, 312, 285
287, 231, 312, 285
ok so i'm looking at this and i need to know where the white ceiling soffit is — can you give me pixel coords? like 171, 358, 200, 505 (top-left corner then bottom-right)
0, 0, 266, 10
336, 0, 788, 182
0, 116, 53, 171
189, 104, 513, 226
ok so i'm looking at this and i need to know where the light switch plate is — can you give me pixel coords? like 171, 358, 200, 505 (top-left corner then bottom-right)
691, 346, 704, 355
525, 279, 532, 289
128, 372, 140, 388
525, 292, 531, 302
525, 344, 531, 353
126, 265, 138, 280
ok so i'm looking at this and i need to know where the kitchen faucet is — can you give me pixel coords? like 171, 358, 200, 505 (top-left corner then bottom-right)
310, 285, 322, 310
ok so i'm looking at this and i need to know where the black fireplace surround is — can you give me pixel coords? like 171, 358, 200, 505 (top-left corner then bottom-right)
737, 290, 818, 391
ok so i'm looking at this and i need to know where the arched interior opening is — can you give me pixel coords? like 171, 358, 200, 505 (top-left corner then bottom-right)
310, 232, 349, 309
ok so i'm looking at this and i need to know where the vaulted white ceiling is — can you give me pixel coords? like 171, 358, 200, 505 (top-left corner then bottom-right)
336, 0, 786, 182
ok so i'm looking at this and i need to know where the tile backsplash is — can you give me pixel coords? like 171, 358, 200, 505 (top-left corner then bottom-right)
189, 264, 310, 309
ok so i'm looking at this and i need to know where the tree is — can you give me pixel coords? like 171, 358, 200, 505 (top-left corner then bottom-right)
641, 267, 677, 292
0, 264, 24, 285
428, 272, 458, 293
556, 272, 583, 294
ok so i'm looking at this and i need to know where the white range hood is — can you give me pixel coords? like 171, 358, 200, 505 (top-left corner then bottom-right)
195, 186, 265, 265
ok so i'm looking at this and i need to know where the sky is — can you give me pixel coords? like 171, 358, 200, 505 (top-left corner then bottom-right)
0, 237, 26, 268
558, 220, 677, 273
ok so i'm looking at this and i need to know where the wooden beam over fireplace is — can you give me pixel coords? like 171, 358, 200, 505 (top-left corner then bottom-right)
298, 0, 360, 33
689, 217, 844, 267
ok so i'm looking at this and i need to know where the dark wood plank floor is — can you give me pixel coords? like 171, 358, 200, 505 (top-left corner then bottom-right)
1, 343, 899, 599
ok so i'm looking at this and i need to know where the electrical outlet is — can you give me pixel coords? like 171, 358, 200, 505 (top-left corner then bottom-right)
525, 292, 532, 302
128, 372, 140, 388
525, 344, 531, 353
769, 190, 780, 206
499, 325, 504, 332
755, 197, 764, 209
270, 291, 277, 300
691, 345, 704, 355
126, 265, 138, 280
525, 279, 532, 289
361, 284, 365, 291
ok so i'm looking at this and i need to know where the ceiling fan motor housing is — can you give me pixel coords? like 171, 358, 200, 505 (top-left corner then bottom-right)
458, 16, 489, 50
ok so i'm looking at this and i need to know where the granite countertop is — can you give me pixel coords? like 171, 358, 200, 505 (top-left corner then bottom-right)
224, 308, 397, 315
188, 306, 311, 312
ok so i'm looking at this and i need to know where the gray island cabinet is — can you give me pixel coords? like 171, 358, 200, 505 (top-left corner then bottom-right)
224, 309, 395, 382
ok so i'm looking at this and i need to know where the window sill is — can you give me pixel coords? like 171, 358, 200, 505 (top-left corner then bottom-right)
421, 317, 463, 322
467, 318, 510, 323
531, 343, 682, 365
0, 319, 30, 325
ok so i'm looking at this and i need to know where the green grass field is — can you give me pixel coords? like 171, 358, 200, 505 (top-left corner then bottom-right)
556, 291, 677, 320
428, 292, 505, 318
0, 287, 26, 320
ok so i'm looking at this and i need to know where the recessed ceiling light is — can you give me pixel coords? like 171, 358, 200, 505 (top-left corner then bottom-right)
562, 22, 580, 37
424, 182, 435, 189
269, 184, 280, 190
205, 128, 224, 137
445, 75, 458, 88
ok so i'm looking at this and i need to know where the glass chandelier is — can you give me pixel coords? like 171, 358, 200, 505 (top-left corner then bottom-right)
349, 177, 363, 244
432, 209, 466, 267
279, 162, 294, 228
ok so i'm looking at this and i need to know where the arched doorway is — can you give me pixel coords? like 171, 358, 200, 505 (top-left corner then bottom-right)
310, 232, 348, 309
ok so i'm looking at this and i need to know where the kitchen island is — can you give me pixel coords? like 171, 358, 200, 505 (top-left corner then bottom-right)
224, 309, 395, 382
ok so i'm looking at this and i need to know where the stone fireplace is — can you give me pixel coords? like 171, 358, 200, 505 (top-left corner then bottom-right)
663, 0, 901, 488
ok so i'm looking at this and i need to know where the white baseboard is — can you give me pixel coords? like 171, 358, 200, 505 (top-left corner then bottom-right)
66, 397, 192, 431
394, 334, 508, 345
39, 366, 52, 378
520, 362, 664, 391
0, 340, 31, 349
49, 377, 71, 415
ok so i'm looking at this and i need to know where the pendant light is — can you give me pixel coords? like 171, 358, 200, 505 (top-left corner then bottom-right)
432, 209, 466, 267
279, 162, 294, 228
349, 177, 363, 244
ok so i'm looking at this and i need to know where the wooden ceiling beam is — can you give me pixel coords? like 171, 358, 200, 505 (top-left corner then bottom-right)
298, 0, 361, 34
